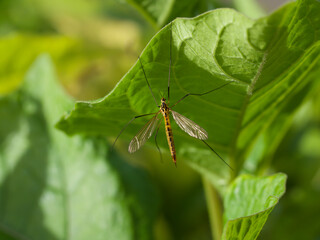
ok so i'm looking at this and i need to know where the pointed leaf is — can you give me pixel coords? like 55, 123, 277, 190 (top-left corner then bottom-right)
222, 173, 287, 239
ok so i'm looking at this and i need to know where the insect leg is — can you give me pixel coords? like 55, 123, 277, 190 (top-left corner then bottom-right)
201, 140, 233, 171
138, 56, 159, 107
112, 112, 158, 150
154, 118, 164, 162
168, 22, 173, 104
170, 82, 232, 108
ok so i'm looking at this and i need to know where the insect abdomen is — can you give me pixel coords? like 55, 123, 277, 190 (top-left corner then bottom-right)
163, 111, 176, 164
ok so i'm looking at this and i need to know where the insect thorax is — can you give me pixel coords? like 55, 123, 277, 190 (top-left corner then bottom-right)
160, 98, 169, 113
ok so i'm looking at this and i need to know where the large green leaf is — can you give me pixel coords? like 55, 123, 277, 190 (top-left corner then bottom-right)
0, 55, 158, 240
222, 173, 287, 239
57, 0, 320, 189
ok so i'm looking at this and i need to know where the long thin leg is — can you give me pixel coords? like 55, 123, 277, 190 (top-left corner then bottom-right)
138, 56, 159, 107
170, 82, 232, 108
168, 22, 173, 104
202, 140, 233, 171
112, 112, 158, 150
154, 118, 164, 162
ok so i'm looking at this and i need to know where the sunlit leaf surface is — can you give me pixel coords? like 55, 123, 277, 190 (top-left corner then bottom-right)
57, 0, 320, 190
222, 173, 287, 240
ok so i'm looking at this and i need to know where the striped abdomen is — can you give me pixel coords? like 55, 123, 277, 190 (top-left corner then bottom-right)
161, 109, 176, 165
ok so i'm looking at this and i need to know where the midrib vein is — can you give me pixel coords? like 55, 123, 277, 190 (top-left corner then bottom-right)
229, 5, 300, 174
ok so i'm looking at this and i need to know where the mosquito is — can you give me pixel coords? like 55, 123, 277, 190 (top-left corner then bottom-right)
113, 23, 233, 169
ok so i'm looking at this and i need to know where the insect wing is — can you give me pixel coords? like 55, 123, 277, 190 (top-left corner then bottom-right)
171, 110, 208, 140
128, 113, 160, 153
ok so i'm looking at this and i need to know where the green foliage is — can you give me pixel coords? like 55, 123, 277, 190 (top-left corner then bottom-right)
126, 0, 266, 28
0, 35, 74, 95
0, 56, 159, 240
126, 0, 220, 28
57, 0, 320, 186
233, 0, 266, 19
0, 34, 133, 100
1, 0, 320, 239
0, 35, 100, 96
222, 173, 286, 239
260, 102, 320, 239
55, 0, 320, 238
0, 0, 99, 33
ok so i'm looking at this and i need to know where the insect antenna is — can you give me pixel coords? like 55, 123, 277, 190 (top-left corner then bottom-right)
167, 22, 173, 104
138, 56, 159, 107
201, 140, 233, 171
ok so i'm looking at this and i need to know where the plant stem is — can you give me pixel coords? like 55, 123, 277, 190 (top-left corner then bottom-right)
202, 177, 223, 240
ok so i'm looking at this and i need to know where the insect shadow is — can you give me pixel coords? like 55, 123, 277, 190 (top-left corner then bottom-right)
113, 22, 233, 169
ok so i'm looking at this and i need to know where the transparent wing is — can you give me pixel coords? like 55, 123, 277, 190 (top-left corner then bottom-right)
128, 112, 160, 153
171, 110, 208, 140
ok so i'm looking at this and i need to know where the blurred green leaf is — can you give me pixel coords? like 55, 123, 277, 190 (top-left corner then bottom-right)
0, 34, 134, 100
260, 101, 320, 239
0, 35, 90, 96
233, 0, 266, 19
57, 0, 320, 190
0, 0, 99, 33
126, 0, 219, 28
222, 173, 287, 239
0, 55, 158, 240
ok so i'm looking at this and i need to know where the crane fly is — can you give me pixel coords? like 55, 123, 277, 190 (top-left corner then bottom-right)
113, 23, 233, 169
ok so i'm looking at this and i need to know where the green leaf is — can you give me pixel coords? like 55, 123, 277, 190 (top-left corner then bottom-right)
0, 35, 70, 95
57, 0, 320, 189
233, 0, 266, 19
0, 34, 115, 98
0, 55, 158, 240
126, 0, 219, 28
261, 107, 320, 239
222, 173, 287, 240
0, 0, 99, 33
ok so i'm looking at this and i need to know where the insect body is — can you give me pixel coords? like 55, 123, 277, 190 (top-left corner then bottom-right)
126, 96, 209, 166
160, 98, 176, 164
113, 22, 233, 169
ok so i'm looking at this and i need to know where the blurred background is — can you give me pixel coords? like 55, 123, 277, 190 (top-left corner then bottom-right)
1, 0, 320, 239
